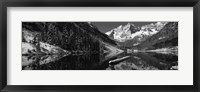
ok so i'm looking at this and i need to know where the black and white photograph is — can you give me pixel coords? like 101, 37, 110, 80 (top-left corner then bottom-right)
22, 22, 178, 70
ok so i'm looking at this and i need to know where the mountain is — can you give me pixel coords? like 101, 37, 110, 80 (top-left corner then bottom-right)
22, 22, 121, 54
137, 22, 178, 50
105, 22, 167, 47
106, 23, 140, 42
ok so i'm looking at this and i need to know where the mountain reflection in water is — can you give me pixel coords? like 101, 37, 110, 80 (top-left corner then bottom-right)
22, 51, 178, 70
107, 52, 178, 70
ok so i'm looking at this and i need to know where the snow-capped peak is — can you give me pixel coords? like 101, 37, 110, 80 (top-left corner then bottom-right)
118, 25, 123, 28
123, 23, 135, 31
105, 30, 113, 35
125, 23, 135, 28
105, 22, 168, 44
106, 23, 140, 42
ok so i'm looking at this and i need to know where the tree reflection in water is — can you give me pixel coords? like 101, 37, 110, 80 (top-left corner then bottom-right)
22, 51, 178, 70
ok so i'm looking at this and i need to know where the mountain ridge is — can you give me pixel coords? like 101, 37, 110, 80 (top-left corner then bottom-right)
22, 22, 123, 57
137, 22, 178, 50
105, 22, 167, 48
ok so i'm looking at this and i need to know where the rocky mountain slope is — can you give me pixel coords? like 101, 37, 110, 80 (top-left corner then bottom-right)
22, 22, 123, 68
22, 22, 118, 54
105, 23, 140, 42
106, 22, 167, 47
137, 22, 178, 50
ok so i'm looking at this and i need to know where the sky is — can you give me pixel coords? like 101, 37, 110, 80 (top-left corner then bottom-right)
92, 22, 155, 33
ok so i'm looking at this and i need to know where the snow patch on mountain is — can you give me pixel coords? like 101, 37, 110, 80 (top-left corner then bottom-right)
22, 42, 37, 54
22, 42, 70, 55
106, 23, 140, 42
39, 42, 69, 54
105, 22, 167, 44
105, 30, 113, 35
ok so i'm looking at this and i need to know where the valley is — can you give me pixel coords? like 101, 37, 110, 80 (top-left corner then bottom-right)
22, 22, 178, 70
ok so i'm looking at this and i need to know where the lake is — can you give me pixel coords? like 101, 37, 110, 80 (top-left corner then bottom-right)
22, 51, 178, 70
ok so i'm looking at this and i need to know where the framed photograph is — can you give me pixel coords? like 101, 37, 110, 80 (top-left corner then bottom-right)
0, 0, 199, 92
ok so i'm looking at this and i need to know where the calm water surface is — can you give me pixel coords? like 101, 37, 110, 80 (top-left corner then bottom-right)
22, 51, 178, 70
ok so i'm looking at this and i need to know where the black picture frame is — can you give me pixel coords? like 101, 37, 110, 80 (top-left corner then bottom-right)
0, 0, 199, 92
